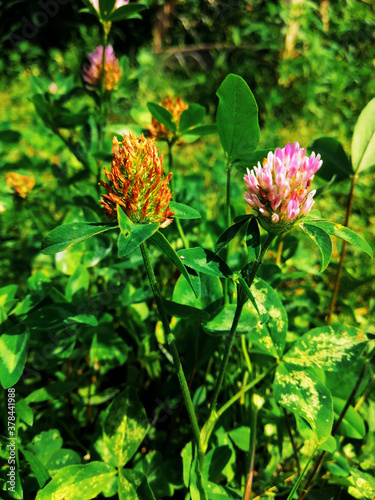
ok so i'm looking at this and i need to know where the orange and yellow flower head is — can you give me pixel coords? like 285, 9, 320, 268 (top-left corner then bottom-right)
99, 133, 174, 228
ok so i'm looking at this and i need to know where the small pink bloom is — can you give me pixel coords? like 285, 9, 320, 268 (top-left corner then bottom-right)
89, 0, 129, 13
244, 142, 322, 234
82, 45, 122, 91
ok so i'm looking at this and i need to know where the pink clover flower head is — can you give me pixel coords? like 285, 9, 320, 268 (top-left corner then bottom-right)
89, 0, 129, 13
244, 142, 322, 234
82, 45, 122, 92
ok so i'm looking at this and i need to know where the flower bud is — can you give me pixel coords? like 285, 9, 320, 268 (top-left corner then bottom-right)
99, 133, 174, 228
82, 45, 121, 91
6, 172, 35, 198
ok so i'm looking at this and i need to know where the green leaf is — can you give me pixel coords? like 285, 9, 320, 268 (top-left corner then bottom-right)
118, 223, 159, 258
16, 399, 33, 426
179, 104, 205, 132
108, 3, 146, 21
35, 462, 116, 500
41, 222, 116, 255
301, 223, 332, 272
352, 97, 375, 173
147, 102, 176, 132
215, 218, 249, 254
150, 231, 200, 297
21, 448, 50, 488
202, 445, 232, 482
172, 274, 222, 315
246, 217, 261, 261
102, 386, 148, 468
163, 299, 210, 321
0, 129, 21, 143
177, 247, 233, 278
273, 363, 333, 443
169, 201, 201, 219
310, 137, 353, 182
0, 324, 29, 389
232, 149, 271, 170
99, 0, 116, 18
229, 427, 251, 452
119, 470, 156, 500
216, 74, 260, 163
183, 124, 217, 136
348, 468, 375, 499
27, 429, 63, 467
283, 323, 367, 371
305, 220, 373, 257
250, 277, 287, 356
333, 397, 366, 439
117, 206, 132, 236
202, 304, 257, 336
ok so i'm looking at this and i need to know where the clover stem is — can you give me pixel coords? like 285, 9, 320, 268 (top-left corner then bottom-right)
167, 142, 189, 249
140, 241, 202, 464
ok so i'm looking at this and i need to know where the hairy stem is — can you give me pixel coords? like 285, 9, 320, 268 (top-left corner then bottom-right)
244, 405, 259, 500
210, 233, 274, 412
167, 142, 189, 249
140, 241, 203, 463
327, 173, 358, 324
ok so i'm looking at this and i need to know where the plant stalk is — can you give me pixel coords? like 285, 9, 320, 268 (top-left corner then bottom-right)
244, 405, 259, 500
327, 172, 358, 324
210, 233, 274, 411
140, 241, 203, 463
167, 142, 189, 249
224, 165, 232, 303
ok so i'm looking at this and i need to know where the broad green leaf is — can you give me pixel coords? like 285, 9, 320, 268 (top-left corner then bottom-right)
102, 386, 148, 468
333, 397, 366, 439
177, 247, 233, 278
305, 220, 373, 257
0, 284, 18, 307
202, 303, 257, 336
250, 277, 287, 356
183, 124, 217, 136
202, 446, 232, 483
273, 363, 333, 443
65, 265, 90, 301
27, 429, 63, 467
246, 217, 261, 261
181, 442, 193, 489
41, 222, 116, 255
284, 324, 367, 371
179, 104, 205, 132
16, 399, 33, 426
169, 201, 201, 219
349, 468, 375, 499
21, 448, 50, 488
147, 102, 176, 132
108, 3, 146, 21
150, 231, 199, 297
24, 304, 98, 330
228, 427, 251, 452
163, 299, 210, 321
0, 324, 29, 389
215, 218, 249, 254
99, 0, 116, 18
216, 74, 260, 163
35, 462, 116, 500
236, 276, 269, 325
352, 97, 375, 173
172, 274, 222, 317
232, 149, 272, 170
47, 449, 81, 475
204, 482, 242, 499
119, 470, 156, 500
301, 223, 332, 272
310, 137, 353, 182
118, 223, 159, 258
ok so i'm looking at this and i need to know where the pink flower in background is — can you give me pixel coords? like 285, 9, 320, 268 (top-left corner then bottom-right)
89, 0, 129, 13
82, 45, 122, 91
244, 142, 322, 234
